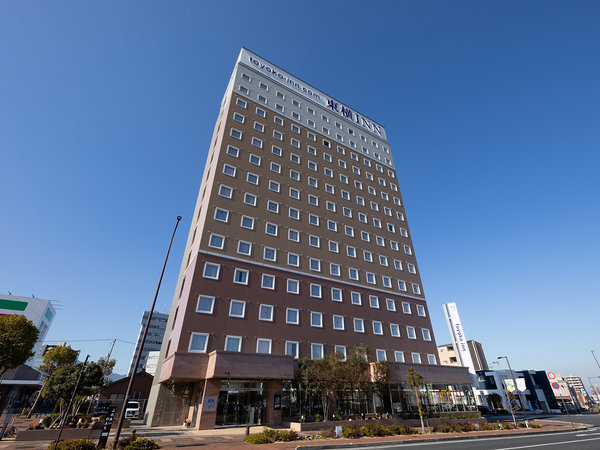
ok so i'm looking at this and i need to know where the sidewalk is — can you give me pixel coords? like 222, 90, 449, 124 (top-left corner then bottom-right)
0, 419, 586, 449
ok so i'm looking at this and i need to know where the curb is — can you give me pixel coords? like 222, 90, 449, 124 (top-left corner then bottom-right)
295, 422, 589, 449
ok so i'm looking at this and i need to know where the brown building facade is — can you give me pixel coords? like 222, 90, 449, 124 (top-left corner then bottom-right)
146, 48, 472, 429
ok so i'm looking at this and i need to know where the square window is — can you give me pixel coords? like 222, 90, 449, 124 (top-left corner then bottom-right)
265, 222, 278, 236
394, 260, 403, 271
261, 274, 275, 290
288, 229, 300, 242
309, 235, 320, 248
311, 312, 323, 328
330, 263, 341, 276
208, 233, 225, 250
327, 220, 338, 232
333, 315, 345, 330
241, 215, 254, 230
247, 172, 259, 185
249, 154, 261, 166
417, 305, 426, 317
203, 262, 220, 279
402, 302, 411, 314
348, 267, 359, 280
376, 349, 387, 362
286, 308, 299, 325
272, 145, 282, 156
310, 283, 322, 298
287, 252, 299, 267
422, 328, 432, 341
309, 214, 319, 226
353, 318, 364, 333
395, 351, 405, 363
269, 180, 280, 192
263, 247, 276, 262
225, 335, 242, 352
386, 299, 396, 311
369, 296, 379, 309
289, 187, 300, 199
398, 280, 407, 291
335, 345, 347, 361
412, 284, 422, 295
345, 226, 355, 237
256, 107, 266, 117
189, 333, 209, 353
237, 240, 252, 256
273, 130, 283, 140
287, 279, 299, 294
230, 128, 242, 139
229, 299, 246, 318
214, 207, 229, 223
286, 341, 299, 358
382, 276, 392, 288
309, 258, 321, 272
236, 98, 247, 108
271, 162, 281, 173
407, 326, 416, 339
251, 137, 263, 148
219, 184, 233, 199
351, 292, 361, 305
373, 321, 383, 335
390, 323, 400, 337
253, 122, 264, 132
326, 201, 336, 212
308, 194, 318, 206
366, 272, 376, 285
259, 304, 274, 322
196, 295, 215, 314
363, 251, 373, 262
331, 288, 342, 302
428, 354, 437, 365
412, 353, 422, 364
311, 343, 324, 360
267, 200, 279, 214
244, 193, 257, 206
256, 338, 272, 354
233, 268, 249, 285
239, 85, 248, 94
226, 145, 239, 157
347, 246, 357, 258
404, 245, 412, 255
290, 169, 300, 181
328, 241, 339, 253
289, 207, 300, 220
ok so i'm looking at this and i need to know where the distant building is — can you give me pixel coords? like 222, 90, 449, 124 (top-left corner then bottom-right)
565, 375, 589, 403
128, 311, 168, 376
0, 294, 56, 368
437, 340, 489, 371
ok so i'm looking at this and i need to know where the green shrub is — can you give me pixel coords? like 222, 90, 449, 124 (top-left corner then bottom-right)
314, 413, 322, 422
531, 423, 541, 428
277, 430, 298, 441
455, 422, 478, 432
244, 433, 273, 444
321, 428, 337, 439
124, 438, 160, 449
342, 425, 362, 439
262, 428, 277, 441
49, 438, 96, 450
434, 423, 453, 433
391, 425, 418, 435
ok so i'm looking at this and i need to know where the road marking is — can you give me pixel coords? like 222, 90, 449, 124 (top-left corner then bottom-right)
495, 436, 600, 449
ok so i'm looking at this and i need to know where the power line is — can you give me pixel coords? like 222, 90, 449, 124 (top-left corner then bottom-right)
42, 338, 136, 345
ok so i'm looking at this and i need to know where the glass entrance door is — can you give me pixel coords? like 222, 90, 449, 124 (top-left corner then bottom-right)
215, 380, 264, 426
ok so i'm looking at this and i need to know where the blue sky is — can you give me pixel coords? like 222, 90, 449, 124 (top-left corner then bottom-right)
1, 1, 599, 383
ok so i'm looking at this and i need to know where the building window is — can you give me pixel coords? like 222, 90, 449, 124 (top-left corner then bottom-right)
243, 193, 257, 207
237, 240, 252, 256
386, 299, 396, 311
265, 222, 278, 236
196, 295, 215, 314
233, 268, 249, 285
287, 279, 299, 294
347, 246, 357, 258
286, 341, 299, 358
241, 215, 255, 230
309, 235, 320, 248
262, 274, 275, 290
407, 326, 417, 339
229, 299, 246, 318
311, 343, 324, 360
208, 233, 225, 250
398, 280, 407, 291
310, 283, 322, 298
369, 296, 379, 309
269, 180, 280, 193
348, 267, 359, 280
289, 207, 300, 220
402, 302, 411, 314
230, 128, 242, 139
271, 162, 281, 173
226, 145, 239, 158
412, 284, 422, 295
309, 214, 319, 226
412, 353, 422, 364
364, 251, 373, 262
407, 263, 416, 274
366, 272, 376, 285
263, 247, 277, 262
394, 351, 405, 363
330, 263, 341, 276
327, 220, 338, 232
331, 288, 342, 302
351, 292, 361, 305
376, 349, 387, 362
335, 345, 347, 361
428, 354, 437, 365
373, 321, 383, 335
267, 200, 279, 214
354, 318, 364, 333
333, 315, 345, 330
417, 305, 426, 317
189, 333, 209, 353
256, 338, 272, 354
382, 276, 392, 288
404, 245, 412, 255
287, 252, 299, 267
286, 307, 299, 325
259, 304, 274, 322
289, 187, 300, 199
223, 164, 237, 177
218, 184, 233, 199
225, 335, 242, 352
288, 229, 300, 242
203, 263, 220, 279
390, 323, 400, 337
214, 207, 229, 223
310, 312, 323, 328
236, 97, 247, 108
422, 328, 432, 341
256, 107, 266, 118
251, 137, 263, 148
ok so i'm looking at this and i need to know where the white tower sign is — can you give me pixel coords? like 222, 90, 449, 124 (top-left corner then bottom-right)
443, 302, 477, 379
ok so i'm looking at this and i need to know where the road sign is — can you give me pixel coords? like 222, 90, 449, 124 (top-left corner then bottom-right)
552, 382, 560, 390
548, 372, 556, 380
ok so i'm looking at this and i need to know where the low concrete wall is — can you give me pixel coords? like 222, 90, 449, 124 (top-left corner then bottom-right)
16, 428, 102, 441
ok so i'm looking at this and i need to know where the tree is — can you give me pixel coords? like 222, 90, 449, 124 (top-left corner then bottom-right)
0, 315, 39, 378
407, 367, 426, 433
28, 345, 79, 417
373, 360, 391, 415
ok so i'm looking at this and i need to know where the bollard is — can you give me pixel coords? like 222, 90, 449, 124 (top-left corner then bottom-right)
245, 425, 250, 436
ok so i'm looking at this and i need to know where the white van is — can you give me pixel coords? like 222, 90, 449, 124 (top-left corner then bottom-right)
125, 401, 140, 419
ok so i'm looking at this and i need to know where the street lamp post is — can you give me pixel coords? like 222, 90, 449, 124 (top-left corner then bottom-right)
498, 356, 530, 428
112, 216, 181, 446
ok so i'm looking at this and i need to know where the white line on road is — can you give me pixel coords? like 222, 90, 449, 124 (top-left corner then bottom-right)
495, 436, 600, 449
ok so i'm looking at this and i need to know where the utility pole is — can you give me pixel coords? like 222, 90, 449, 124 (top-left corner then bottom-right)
112, 216, 181, 446
54, 355, 89, 449
498, 356, 529, 427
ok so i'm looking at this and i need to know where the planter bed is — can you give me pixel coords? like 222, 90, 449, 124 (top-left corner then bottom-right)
287, 417, 487, 432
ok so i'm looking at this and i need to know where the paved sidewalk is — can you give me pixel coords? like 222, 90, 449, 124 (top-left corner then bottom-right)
0, 419, 585, 449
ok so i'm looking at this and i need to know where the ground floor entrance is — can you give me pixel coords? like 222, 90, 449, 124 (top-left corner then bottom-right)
215, 380, 265, 426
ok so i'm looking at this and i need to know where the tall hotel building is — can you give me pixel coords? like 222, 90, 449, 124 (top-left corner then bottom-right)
146, 48, 472, 429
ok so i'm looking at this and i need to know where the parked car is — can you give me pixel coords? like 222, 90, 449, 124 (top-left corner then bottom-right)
125, 401, 140, 419
477, 405, 496, 415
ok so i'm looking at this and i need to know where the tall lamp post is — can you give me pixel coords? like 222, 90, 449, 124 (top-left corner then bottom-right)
498, 356, 530, 427
112, 216, 181, 446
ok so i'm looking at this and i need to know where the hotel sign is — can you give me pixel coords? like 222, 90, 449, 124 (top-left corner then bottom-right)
443, 302, 476, 376
239, 48, 386, 139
